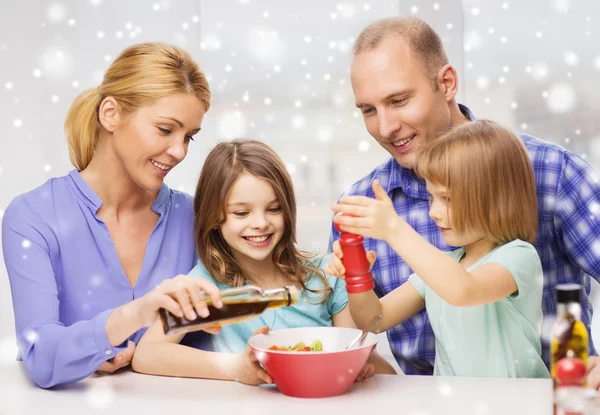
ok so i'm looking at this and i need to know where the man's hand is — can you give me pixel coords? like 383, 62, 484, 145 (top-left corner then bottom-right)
324, 240, 376, 279
587, 355, 600, 390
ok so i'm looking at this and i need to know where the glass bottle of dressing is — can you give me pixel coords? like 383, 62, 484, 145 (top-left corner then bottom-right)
159, 285, 300, 336
551, 284, 588, 387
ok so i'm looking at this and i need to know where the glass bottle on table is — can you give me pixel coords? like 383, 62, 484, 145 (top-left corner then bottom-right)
554, 387, 597, 415
551, 284, 594, 415
159, 285, 300, 336
551, 283, 588, 387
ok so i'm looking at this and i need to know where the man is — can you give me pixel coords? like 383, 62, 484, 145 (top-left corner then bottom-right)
329, 17, 600, 377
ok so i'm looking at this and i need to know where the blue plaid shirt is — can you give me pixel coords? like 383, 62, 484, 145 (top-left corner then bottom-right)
329, 105, 599, 375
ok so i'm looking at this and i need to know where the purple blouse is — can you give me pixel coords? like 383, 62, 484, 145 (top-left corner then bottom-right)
2, 170, 196, 387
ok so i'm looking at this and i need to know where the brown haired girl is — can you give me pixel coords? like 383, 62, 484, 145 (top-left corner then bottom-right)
328, 120, 550, 378
133, 139, 396, 384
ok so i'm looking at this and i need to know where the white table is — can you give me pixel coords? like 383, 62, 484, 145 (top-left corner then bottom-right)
0, 361, 553, 415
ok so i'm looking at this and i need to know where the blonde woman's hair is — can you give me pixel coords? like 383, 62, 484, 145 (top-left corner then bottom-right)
415, 119, 538, 245
194, 139, 332, 304
64, 42, 211, 171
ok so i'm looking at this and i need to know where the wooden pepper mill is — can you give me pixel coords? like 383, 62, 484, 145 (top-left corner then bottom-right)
334, 215, 375, 294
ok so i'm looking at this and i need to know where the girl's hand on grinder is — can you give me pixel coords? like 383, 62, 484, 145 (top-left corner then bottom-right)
332, 180, 402, 242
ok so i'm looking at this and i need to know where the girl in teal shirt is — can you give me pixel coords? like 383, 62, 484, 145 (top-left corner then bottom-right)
133, 139, 395, 384
329, 120, 550, 378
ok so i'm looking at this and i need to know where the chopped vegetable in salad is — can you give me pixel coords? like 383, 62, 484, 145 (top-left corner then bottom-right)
268, 340, 323, 352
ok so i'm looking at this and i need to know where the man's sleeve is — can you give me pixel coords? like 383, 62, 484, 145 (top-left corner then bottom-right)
554, 153, 600, 283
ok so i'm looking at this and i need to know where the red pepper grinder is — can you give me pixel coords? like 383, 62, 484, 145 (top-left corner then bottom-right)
334, 215, 375, 294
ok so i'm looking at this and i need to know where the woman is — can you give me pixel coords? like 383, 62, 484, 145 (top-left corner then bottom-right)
2, 42, 222, 388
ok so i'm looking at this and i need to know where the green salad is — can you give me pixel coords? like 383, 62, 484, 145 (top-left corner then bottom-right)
269, 340, 323, 352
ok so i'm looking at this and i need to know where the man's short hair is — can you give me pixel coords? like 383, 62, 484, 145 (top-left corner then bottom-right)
354, 17, 449, 90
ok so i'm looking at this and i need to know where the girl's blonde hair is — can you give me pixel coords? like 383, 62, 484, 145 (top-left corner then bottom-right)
194, 139, 332, 304
415, 119, 538, 245
64, 42, 211, 171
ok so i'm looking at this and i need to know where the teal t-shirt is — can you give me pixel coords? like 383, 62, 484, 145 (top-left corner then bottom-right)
408, 239, 550, 378
188, 255, 348, 353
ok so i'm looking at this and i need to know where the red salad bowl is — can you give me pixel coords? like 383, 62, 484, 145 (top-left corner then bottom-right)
248, 326, 378, 398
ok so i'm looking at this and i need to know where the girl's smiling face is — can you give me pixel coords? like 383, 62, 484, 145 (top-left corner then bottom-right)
219, 172, 285, 266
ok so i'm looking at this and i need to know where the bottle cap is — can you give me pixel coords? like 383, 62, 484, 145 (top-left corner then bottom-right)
556, 284, 581, 304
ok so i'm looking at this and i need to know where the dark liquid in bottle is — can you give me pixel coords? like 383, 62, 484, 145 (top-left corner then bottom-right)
159, 296, 290, 336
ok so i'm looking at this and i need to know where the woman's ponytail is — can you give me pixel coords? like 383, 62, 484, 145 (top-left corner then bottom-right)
64, 87, 101, 171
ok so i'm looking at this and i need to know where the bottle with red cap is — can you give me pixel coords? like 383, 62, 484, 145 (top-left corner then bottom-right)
334, 216, 375, 294
551, 284, 588, 387
551, 284, 594, 415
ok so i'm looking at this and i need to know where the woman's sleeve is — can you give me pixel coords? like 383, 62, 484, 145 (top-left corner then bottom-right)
2, 199, 128, 388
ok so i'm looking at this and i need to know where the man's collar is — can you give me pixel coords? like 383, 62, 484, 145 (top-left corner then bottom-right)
386, 159, 429, 200
459, 103, 476, 121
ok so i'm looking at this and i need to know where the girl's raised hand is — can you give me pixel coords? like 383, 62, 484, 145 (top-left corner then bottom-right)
332, 179, 401, 242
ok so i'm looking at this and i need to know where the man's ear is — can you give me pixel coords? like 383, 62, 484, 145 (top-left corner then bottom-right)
437, 64, 459, 102
98, 96, 120, 133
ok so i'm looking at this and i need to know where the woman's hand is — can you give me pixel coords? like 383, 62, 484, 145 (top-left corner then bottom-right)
233, 326, 273, 385
332, 179, 402, 242
105, 275, 222, 350
133, 275, 223, 327
324, 240, 376, 279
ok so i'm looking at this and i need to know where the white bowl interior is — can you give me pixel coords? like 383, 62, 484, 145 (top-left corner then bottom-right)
248, 326, 377, 353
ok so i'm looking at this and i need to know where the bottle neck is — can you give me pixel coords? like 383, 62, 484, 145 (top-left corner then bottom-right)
216, 285, 298, 306
557, 302, 582, 320
262, 287, 288, 297
265, 286, 299, 306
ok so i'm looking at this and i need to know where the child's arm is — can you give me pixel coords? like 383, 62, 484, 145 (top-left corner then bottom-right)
358, 283, 426, 333
333, 180, 519, 308
332, 307, 397, 379
384, 221, 517, 307
325, 241, 425, 333
132, 320, 271, 385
